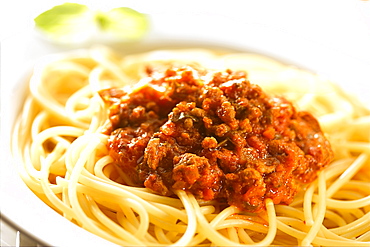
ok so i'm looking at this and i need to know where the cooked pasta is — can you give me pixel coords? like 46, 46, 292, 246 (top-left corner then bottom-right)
12, 46, 370, 246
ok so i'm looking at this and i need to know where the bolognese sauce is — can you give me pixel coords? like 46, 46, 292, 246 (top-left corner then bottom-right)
99, 64, 333, 212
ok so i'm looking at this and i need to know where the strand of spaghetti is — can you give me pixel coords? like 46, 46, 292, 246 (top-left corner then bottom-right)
190, 195, 276, 246
237, 227, 255, 244
119, 202, 140, 230
171, 191, 197, 246
279, 213, 368, 245
143, 230, 165, 246
348, 115, 370, 127
324, 157, 354, 177
303, 179, 317, 226
186, 205, 241, 245
109, 162, 136, 186
338, 209, 360, 223
198, 205, 216, 214
45, 60, 91, 77
341, 221, 370, 239
154, 225, 172, 245
29, 115, 48, 171
64, 135, 93, 176
83, 164, 184, 208
80, 95, 103, 130
84, 137, 108, 174
288, 196, 304, 207
347, 207, 365, 218
306, 99, 328, 117
301, 170, 327, 246
149, 215, 187, 233
88, 97, 108, 133
281, 68, 318, 93
320, 116, 350, 134
65, 85, 93, 119
319, 224, 360, 242
335, 142, 370, 153
330, 82, 370, 115
166, 230, 182, 244
89, 46, 130, 84
276, 217, 308, 232
47, 137, 70, 176
12, 109, 44, 185
72, 192, 97, 221
324, 210, 347, 227
275, 205, 305, 221
313, 194, 370, 208
349, 179, 370, 189
318, 92, 354, 117
66, 134, 103, 225
30, 111, 48, 141
78, 196, 139, 246
357, 230, 370, 241
151, 202, 188, 224
358, 161, 370, 175
295, 73, 320, 109
116, 211, 143, 241
272, 237, 299, 246
17, 97, 40, 143
39, 143, 75, 217
65, 173, 136, 246
55, 177, 76, 220
189, 194, 241, 246
30, 79, 89, 129
213, 219, 268, 233
30, 126, 85, 168
85, 195, 145, 245
22, 144, 45, 184
210, 206, 239, 227
227, 227, 240, 243
335, 190, 368, 201
93, 155, 114, 179
78, 173, 183, 221
329, 211, 370, 235
118, 198, 150, 239
85, 145, 98, 175
88, 65, 127, 103
277, 219, 370, 246
58, 178, 144, 225
66, 93, 104, 134
88, 66, 106, 93
340, 181, 370, 195
220, 53, 285, 74
254, 199, 278, 245
30, 112, 70, 174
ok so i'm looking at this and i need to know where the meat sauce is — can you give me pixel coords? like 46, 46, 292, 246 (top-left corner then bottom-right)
99, 65, 333, 212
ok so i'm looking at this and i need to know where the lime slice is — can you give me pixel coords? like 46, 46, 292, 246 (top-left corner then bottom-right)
96, 7, 149, 40
34, 3, 149, 44
34, 3, 94, 42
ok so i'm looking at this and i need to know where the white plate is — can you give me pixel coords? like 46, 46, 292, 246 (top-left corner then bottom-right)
1, 8, 370, 247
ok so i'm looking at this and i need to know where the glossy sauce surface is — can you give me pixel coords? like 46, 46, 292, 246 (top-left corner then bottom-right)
100, 65, 333, 212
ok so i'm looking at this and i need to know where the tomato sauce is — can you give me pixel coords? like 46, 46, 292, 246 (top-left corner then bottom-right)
99, 65, 333, 212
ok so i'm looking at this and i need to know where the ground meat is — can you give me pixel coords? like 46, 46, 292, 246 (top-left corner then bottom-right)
99, 65, 333, 212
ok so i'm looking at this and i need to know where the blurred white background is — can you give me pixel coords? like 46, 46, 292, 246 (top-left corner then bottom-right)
1, 0, 370, 62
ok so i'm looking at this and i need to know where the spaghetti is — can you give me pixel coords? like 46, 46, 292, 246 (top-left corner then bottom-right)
12, 46, 370, 246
